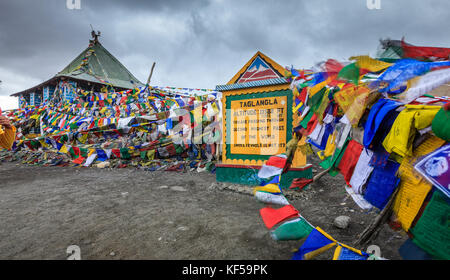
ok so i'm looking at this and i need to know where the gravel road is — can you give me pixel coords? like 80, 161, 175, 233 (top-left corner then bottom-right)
0, 161, 407, 260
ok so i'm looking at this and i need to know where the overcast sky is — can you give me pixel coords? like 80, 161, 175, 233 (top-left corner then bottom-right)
1, 0, 449, 109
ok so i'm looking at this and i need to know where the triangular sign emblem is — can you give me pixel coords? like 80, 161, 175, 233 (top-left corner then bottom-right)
237, 56, 281, 83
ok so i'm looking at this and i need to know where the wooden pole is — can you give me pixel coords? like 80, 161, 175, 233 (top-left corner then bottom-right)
146, 62, 156, 87
313, 167, 332, 181
355, 187, 400, 246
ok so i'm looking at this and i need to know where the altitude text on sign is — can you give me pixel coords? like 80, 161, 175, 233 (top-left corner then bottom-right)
229, 96, 287, 155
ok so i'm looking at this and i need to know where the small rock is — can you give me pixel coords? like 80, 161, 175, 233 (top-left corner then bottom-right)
157, 185, 169, 189
110, 252, 115, 256
187, 180, 196, 187
208, 183, 218, 190
334, 216, 351, 229
82, 239, 92, 245
96, 161, 110, 169
170, 186, 187, 192
177, 226, 189, 231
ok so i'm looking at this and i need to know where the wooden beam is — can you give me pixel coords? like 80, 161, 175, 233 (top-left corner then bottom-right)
146, 62, 156, 87
355, 187, 400, 247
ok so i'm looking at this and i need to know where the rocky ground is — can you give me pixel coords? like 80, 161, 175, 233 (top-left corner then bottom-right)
0, 157, 408, 260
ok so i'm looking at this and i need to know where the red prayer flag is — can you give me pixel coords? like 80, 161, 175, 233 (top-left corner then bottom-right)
259, 205, 299, 229
265, 154, 288, 169
299, 87, 308, 103
290, 178, 314, 190
72, 156, 85, 165
71, 146, 80, 156
111, 149, 121, 158
337, 140, 364, 185
305, 114, 319, 135
325, 59, 344, 74
402, 40, 450, 61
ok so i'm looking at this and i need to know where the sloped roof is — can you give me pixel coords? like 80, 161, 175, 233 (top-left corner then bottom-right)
377, 47, 403, 60
11, 38, 143, 96
56, 39, 143, 89
376, 39, 404, 62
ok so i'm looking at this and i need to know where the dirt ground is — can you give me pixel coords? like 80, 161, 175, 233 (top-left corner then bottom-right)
0, 157, 408, 260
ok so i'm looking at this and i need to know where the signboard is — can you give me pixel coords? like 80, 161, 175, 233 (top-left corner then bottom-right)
224, 90, 293, 163
229, 95, 287, 155
216, 52, 310, 188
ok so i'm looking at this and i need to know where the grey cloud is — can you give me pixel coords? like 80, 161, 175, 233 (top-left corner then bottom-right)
1, 0, 450, 97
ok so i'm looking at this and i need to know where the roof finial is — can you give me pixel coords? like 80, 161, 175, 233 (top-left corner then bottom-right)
90, 24, 101, 44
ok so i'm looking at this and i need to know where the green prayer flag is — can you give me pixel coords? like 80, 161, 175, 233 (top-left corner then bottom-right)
410, 191, 450, 260
271, 218, 314, 241
31, 140, 40, 149
120, 148, 131, 159
319, 136, 351, 176
174, 144, 184, 154
140, 151, 147, 160
61, 134, 69, 143
338, 62, 360, 85
309, 87, 327, 112
69, 147, 76, 158
431, 108, 450, 141
300, 110, 315, 129
80, 148, 88, 158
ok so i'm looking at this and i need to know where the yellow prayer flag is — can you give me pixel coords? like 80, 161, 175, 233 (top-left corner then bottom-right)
309, 78, 332, 96
392, 179, 431, 231
334, 86, 370, 114
349, 55, 392, 72
59, 144, 68, 154
253, 184, 281, 195
78, 134, 88, 144
382, 105, 440, 157
323, 131, 337, 158
293, 86, 300, 97
39, 139, 48, 148
392, 135, 445, 231
293, 101, 303, 113
147, 149, 155, 161
211, 102, 219, 114
88, 149, 96, 157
